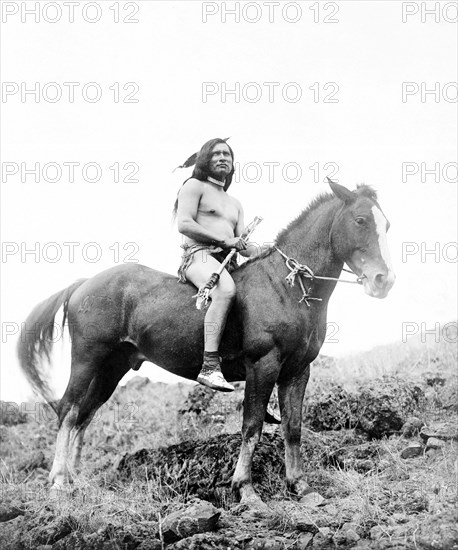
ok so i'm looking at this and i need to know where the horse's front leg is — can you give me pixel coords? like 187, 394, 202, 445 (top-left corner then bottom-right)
232, 349, 279, 506
278, 364, 311, 496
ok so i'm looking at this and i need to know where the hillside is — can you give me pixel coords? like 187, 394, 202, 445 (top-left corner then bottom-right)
0, 337, 457, 549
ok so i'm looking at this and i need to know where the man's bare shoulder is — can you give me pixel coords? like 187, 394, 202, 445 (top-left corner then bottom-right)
181, 177, 205, 190
178, 178, 204, 198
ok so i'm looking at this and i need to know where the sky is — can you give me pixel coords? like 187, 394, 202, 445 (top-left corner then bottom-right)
1, 0, 457, 402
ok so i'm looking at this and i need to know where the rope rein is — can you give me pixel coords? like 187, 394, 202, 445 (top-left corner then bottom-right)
274, 247, 365, 307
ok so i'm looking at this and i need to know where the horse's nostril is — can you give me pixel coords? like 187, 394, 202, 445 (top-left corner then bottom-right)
374, 273, 385, 287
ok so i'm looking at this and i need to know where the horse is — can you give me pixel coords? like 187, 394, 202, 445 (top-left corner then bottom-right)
17, 180, 395, 506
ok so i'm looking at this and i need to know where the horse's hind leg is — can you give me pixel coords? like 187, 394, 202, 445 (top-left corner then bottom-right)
49, 355, 99, 491
67, 346, 132, 476
50, 345, 132, 491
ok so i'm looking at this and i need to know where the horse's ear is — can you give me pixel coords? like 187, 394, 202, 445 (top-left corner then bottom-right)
327, 178, 357, 203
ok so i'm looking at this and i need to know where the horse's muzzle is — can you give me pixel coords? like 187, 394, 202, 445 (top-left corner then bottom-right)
363, 269, 396, 299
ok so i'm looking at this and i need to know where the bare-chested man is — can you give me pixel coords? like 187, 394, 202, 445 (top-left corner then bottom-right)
175, 138, 261, 392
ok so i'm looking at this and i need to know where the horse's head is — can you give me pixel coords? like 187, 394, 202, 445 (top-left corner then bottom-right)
328, 179, 395, 299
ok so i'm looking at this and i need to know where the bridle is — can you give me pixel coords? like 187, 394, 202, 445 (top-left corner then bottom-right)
274, 246, 366, 307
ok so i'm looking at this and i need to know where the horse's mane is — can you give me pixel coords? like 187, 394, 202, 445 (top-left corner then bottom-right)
239, 184, 378, 268
355, 184, 378, 201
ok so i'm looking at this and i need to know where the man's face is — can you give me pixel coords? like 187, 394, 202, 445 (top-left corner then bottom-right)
209, 143, 233, 180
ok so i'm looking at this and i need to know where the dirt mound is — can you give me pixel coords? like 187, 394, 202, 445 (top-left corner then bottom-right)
116, 429, 382, 506
117, 432, 286, 504
305, 376, 425, 438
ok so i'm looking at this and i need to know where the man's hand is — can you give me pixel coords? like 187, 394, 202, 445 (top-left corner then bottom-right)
239, 242, 272, 258
222, 236, 247, 251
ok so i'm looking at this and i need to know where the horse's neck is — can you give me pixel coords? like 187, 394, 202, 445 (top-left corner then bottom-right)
269, 199, 344, 298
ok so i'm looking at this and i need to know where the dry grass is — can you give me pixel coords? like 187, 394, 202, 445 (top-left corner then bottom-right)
1, 336, 457, 548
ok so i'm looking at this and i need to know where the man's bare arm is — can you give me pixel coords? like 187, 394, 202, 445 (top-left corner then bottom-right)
234, 201, 268, 258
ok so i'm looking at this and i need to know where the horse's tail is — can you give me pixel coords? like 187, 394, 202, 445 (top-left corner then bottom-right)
17, 279, 87, 413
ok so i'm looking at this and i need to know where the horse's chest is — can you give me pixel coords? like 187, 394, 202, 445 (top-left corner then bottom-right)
242, 302, 326, 358
242, 309, 303, 352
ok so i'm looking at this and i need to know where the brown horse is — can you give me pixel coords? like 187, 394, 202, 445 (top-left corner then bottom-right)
17, 180, 395, 505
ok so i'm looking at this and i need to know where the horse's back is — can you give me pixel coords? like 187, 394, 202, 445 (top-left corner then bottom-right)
67, 263, 197, 340
70, 263, 192, 301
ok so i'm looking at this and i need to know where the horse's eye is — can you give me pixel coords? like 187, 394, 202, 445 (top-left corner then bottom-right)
355, 217, 366, 226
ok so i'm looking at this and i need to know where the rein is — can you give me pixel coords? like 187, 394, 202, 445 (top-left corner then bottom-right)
274, 247, 366, 307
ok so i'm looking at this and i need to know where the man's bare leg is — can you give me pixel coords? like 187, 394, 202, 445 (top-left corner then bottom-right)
185, 251, 235, 391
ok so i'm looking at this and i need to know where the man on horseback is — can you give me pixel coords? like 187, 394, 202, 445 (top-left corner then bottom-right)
175, 138, 260, 392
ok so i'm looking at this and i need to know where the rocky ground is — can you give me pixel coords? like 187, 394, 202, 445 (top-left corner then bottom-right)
0, 340, 457, 549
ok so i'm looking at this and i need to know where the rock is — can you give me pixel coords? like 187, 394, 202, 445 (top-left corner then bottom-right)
30, 515, 75, 546
296, 532, 314, 549
0, 505, 25, 522
0, 515, 23, 548
294, 516, 320, 534
426, 437, 445, 450
420, 421, 458, 442
416, 504, 458, 549
322, 504, 338, 516
333, 522, 361, 545
305, 384, 353, 431
400, 442, 423, 459
401, 416, 424, 437
332, 499, 363, 525
426, 448, 439, 460
345, 530, 361, 544
161, 500, 220, 543
235, 533, 253, 543
305, 377, 425, 439
328, 441, 380, 472
169, 533, 241, 549
354, 377, 425, 439
299, 492, 324, 508
256, 538, 283, 550
313, 528, 333, 548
